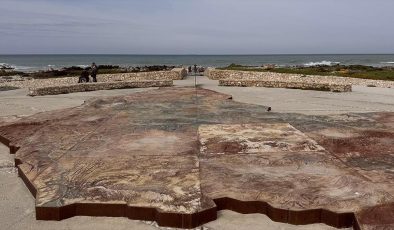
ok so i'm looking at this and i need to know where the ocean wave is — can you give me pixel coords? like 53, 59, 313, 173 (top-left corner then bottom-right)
77, 64, 89, 68
0, 63, 13, 69
304, 61, 340, 67
381, 61, 394, 64
12, 65, 34, 71
0, 63, 36, 71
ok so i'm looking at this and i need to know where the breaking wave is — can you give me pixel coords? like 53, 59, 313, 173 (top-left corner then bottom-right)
76, 64, 89, 68
381, 61, 394, 64
304, 61, 340, 67
1, 63, 34, 71
0, 63, 12, 68
12, 65, 34, 71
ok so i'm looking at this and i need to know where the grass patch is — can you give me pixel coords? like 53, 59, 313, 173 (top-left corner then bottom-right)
219, 64, 394, 81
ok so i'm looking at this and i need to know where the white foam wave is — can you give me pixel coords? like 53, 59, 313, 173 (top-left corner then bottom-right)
0, 63, 36, 71
12, 65, 34, 71
0, 63, 13, 69
381, 62, 394, 64
304, 61, 340, 67
77, 64, 89, 68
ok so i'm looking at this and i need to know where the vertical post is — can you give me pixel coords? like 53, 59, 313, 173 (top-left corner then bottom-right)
193, 64, 197, 88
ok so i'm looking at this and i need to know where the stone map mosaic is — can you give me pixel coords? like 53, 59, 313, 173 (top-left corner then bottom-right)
0, 87, 393, 229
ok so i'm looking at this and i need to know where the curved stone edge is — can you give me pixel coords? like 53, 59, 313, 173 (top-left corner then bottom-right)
0, 134, 19, 154
14, 157, 218, 229
214, 197, 359, 229
0, 134, 362, 229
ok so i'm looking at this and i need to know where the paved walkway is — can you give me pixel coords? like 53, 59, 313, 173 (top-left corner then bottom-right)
176, 76, 394, 115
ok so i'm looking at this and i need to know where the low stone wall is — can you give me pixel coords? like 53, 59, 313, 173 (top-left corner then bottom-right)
29, 80, 173, 96
99, 68, 187, 82
0, 69, 187, 90
171, 68, 188, 80
219, 80, 352, 92
206, 69, 394, 88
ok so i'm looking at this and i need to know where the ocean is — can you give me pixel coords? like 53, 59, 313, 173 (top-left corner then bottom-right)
1, 54, 394, 72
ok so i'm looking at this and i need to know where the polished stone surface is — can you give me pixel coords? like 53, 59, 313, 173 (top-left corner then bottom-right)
0, 87, 393, 229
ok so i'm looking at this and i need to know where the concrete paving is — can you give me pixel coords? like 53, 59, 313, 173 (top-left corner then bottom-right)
0, 87, 155, 117
176, 76, 394, 115
2, 75, 392, 229
1, 76, 393, 118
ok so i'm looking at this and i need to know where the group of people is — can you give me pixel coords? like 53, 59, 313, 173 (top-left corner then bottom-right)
188, 64, 205, 75
78, 62, 98, 83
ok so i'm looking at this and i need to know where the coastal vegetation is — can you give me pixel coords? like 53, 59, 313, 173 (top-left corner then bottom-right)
220, 64, 394, 81
0, 65, 176, 79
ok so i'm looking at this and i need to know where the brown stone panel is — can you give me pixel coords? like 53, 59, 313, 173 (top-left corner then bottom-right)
199, 123, 324, 155
356, 203, 394, 230
306, 125, 394, 202
316, 129, 394, 158
0, 122, 44, 153
200, 152, 391, 214
360, 112, 394, 130
33, 155, 207, 211
1, 87, 393, 228
30, 154, 217, 228
69, 125, 199, 158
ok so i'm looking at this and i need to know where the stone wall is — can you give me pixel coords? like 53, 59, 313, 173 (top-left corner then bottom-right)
99, 68, 187, 82
219, 80, 352, 92
206, 69, 353, 92
29, 80, 173, 96
205, 69, 393, 89
0, 69, 187, 89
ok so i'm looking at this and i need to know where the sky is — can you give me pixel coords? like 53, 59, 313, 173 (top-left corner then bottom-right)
0, 0, 394, 54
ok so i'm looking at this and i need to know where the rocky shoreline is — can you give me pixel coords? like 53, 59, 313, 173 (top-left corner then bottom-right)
0, 64, 178, 79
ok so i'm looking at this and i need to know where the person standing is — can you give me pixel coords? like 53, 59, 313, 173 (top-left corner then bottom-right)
91, 62, 98, 82
193, 64, 197, 74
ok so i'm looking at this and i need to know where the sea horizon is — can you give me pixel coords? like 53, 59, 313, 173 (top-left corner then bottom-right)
1, 54, 394, 71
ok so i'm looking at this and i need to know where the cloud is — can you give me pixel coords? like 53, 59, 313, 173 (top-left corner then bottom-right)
0, 0, 394, 54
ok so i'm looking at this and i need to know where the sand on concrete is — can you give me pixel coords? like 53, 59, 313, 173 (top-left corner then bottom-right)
176, 76, 394, 115
1, 76, 394, 117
